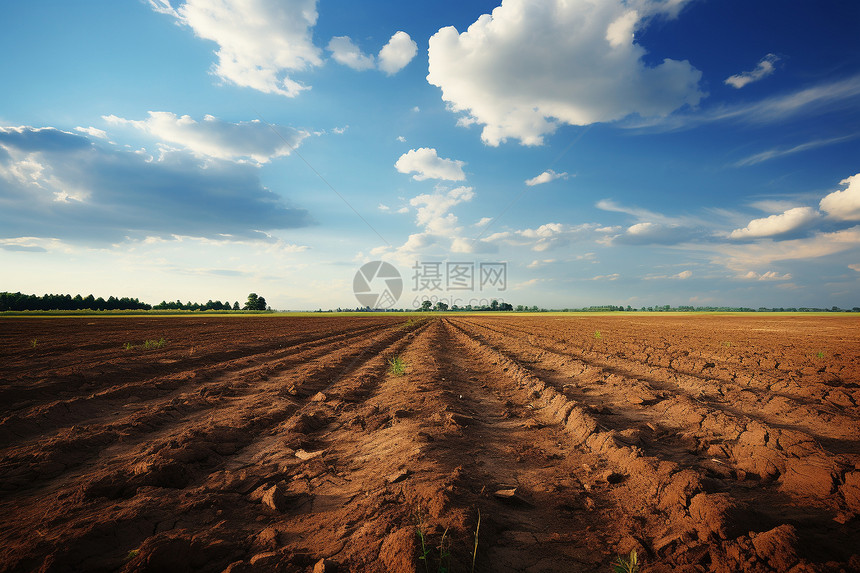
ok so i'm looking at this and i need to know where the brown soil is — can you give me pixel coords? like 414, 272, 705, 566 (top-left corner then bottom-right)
0, 315, 858, 572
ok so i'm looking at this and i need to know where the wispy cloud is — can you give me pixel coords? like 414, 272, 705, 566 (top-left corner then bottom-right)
627, 74, 860, 130
724, 53, 780, 89
735, 135, 855, 166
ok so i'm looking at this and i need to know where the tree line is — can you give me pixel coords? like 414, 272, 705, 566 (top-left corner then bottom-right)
0, 292, 151, 311
0, 292, 270, 312
152, 293, 268, 311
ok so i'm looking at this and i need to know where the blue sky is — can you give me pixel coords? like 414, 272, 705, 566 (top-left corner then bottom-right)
2, 0, 859, 310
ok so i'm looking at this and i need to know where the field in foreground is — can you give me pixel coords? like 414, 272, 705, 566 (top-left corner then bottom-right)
0, 315, 858, 572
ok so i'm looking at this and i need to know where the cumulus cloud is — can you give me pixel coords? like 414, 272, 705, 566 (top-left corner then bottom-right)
724, 53, 780, 89
411, 186, 475, 235
379, 31, 418, 74
327, 36, 375, 70
104, 112, 309, 164
149, 0, 322, 97
427, 0, 704, 145
729, 206, 819, 239
525, 169, 569, 186
0, 126, 310, 242
395, 148, 466, 181
820, 173, 860, 221
327, 31, 417, 74
371, 186, 477, 264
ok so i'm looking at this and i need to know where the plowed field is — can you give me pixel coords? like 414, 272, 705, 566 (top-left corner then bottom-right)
0, 315, 858, 572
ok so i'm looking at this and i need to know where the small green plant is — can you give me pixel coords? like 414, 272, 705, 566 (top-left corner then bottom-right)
142, 337, 166, 350
612, 549, 640, 573
126, 548, 139, 560
815, 350, 825, 359
594, 330, 602, 339
437, 527, 451, 573
722, 341, 732, 348
388, 355, 406, 376
123, 342, 134, 350
415, 508, 432, 573
414, 507, 460, 573
30, 338, 38, 348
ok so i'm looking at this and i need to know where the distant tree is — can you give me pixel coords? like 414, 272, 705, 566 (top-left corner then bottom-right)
244, 293, 267, 311
435, 301, 448, 311
420, 300, 432, 312
233, 301, 240, 310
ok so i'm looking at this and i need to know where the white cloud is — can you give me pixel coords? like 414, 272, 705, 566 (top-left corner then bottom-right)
591, 273, 620, 281
395, 148, 466, 181
75, 126, 108, 139
411, 186, 474, 235
849, 264, 860, 272
676, 270, 692, 279
724, 53, 780, 89
527, 259, 556, 268
378, 31, 418, 75
378, 203, 390, 211
327, 31, 416, 74
149, 0, 322, 97
427, 0, 703, 145
327, 36, 376, 71
820, 173, 860, 221
525, 169, 569, 186
371, 186, 476, 264
741, 270, 792, 281
397, 136, 407, 143
475, 217, 493, 227
729, 206, 819, 239
104, 112, 308, 164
